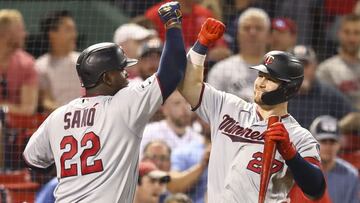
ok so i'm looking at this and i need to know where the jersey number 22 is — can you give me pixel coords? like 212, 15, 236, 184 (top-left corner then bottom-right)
60, 131, 104, 178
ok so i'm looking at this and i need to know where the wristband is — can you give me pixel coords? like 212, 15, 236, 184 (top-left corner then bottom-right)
187, 48, 206, 67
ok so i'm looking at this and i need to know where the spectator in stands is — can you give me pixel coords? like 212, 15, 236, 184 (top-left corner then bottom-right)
134, 161, 171, 203
164, 193, 193, 203
113, 23, 157, 78
141, 91, 203, 153
0, 9, 38, 115
36, 177, 57, 203
143, 140, 172, 172
36, 10, 81, 112
310, 115, 360, 203
317, 14, 360, 110
207, 8, 270, 101
145, 0, 231, 64
270, 17, 297, 51
169, 118, 211, 203
130, 38, 163, 84
288, 45, 359, 130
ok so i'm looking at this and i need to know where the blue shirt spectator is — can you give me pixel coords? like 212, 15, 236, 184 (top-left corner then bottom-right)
171, 140, 208, 203
325, 158, 360, 203
36, 177, 57, 203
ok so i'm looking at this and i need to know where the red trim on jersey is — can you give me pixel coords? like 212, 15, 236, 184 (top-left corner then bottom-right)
304, 157, 321, 168
191, 83, 205, 111
155, 74, 165, 104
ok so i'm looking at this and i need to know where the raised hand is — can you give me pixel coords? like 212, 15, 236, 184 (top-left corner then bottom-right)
265, 122, 297, 160
158, 1, 182, 29
198, 18, 225, 47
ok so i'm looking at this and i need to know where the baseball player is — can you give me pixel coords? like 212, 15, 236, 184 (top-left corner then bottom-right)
23, 2, 186, 202
178, 18, 326, 202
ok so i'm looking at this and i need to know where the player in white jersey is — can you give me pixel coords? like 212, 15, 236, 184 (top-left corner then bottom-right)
23, 2, 186, 202
178, 18, 327, 202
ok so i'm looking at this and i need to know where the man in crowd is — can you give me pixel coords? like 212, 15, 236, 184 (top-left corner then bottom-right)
310, 115, 359, 203
36, 10, 81, 112
0, 9, 38, 115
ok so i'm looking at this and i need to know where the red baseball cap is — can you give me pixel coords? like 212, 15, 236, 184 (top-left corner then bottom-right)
272, 17, 297, 34
139, 161, 170, 182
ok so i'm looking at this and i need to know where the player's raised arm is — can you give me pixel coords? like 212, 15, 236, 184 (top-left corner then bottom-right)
156, 1, 187, 101
178, 18, 225, 108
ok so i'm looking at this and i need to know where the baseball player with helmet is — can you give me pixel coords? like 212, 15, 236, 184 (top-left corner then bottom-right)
178, 18, 326, 202
23, 2, 186, 202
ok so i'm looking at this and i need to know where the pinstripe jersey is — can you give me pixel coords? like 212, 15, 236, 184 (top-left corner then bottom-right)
23, 75, 162, 203
194, 83, 320, 203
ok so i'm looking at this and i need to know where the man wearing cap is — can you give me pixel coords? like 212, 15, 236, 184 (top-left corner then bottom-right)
130, 38, 163, 85
113, 23, 157, 78
134, 161, 171, 203
310, 115, 359, 203
270, 17, 297, 51
288, 45, 358, 130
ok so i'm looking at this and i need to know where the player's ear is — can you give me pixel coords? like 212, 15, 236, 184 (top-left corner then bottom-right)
102, 72, 113, 86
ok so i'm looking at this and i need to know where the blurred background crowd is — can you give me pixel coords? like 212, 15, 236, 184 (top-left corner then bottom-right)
0, 0, 359, 202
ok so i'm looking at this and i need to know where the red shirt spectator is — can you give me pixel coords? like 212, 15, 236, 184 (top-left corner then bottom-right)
0, 50, 38, 105
145, 0, 215, 49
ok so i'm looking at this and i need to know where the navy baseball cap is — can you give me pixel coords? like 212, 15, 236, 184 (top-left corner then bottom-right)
289, 45, 317, 63
310, 115, 340, 141
139, 38, 163, 58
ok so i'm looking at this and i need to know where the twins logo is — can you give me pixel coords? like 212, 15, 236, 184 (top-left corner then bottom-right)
264, 55, 275, 65
218, 114, 265, 144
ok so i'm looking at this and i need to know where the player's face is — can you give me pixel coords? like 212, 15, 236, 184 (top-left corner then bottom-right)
49, 17, 78, 53
143, 143, 171, 171
238, 16, 269, 53
319, 139, 340, 163
338, 20, 360, 55
137, 176, 166, 203
163, 92, 192, 128
253, 72, 280, 105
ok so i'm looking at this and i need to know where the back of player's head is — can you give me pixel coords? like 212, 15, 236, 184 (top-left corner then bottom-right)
238, 7, 270, 29
76, 42, 137, 88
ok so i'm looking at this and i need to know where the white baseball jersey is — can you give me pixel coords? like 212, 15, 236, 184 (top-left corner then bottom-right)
23, 75, 162, 203
194, 83, 320, 203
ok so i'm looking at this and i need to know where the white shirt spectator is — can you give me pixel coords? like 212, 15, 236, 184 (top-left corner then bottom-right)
36, 51, 82, 106
207, 55, 257, 102
317, 55, 360, 109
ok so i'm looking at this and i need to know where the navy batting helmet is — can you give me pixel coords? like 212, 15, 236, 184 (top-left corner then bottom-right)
250, 51, 304, 105
76, 42, 138, 88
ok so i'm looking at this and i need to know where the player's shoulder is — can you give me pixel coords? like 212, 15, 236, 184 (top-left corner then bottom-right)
203, 83, 249, 107
211, 55, 243, 71
284, 116, 315, 139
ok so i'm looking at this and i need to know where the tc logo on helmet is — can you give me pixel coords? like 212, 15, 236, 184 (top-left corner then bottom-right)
264, 55, 275, 65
